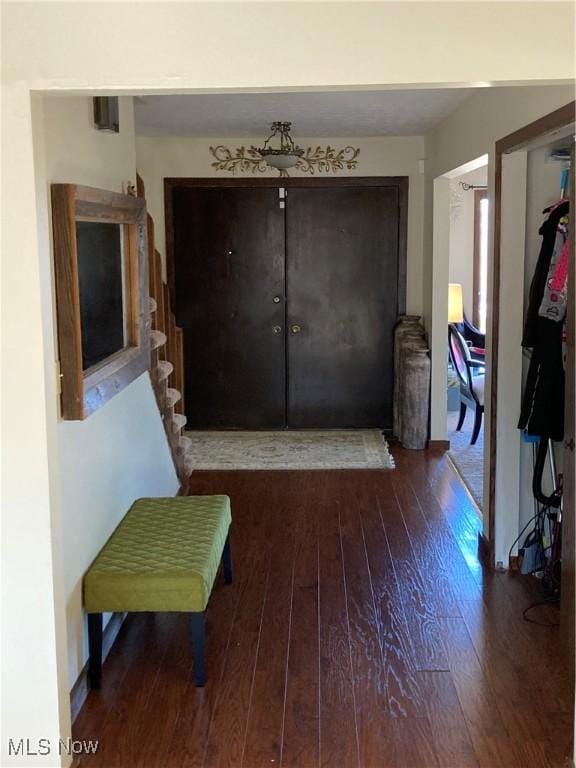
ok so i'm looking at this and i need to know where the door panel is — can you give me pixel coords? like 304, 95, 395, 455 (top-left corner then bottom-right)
173, 187, 286, 428
286, 187, 399, 428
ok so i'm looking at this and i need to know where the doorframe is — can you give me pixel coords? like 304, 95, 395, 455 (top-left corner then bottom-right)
488, 101, 575, 671
164, 176, 408, 317
487, 100, 576, 564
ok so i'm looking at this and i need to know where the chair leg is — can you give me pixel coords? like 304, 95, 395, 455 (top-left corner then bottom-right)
222, 533, 232, 585
87, 613, 103, 690
456, 402, 467, 431
471, 406, 483, 445
191, 612, 206, 687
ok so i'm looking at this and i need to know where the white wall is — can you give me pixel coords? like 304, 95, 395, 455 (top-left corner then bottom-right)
449, 165, 488, 319
136, 135, 425, 315
3, 2, 574, 91
2, 2, 574, 765
2, 90, 73, 768
40, 96, 179, 690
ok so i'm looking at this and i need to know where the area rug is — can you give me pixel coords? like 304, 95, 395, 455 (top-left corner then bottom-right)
447, 410, 484, 510
186, 430, 395, 470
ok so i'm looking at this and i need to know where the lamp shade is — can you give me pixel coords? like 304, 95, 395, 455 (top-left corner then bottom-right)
257, 121, 304, 172
448, 283, 464, 324
260, 151, 301, 170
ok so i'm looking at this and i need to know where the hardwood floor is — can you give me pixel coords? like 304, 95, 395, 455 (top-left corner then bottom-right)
73, 448, 574, 767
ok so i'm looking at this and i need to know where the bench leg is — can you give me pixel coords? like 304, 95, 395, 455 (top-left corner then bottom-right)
87, 613, 103, 689
222, 532, 232, 585
191, 612, 206, 687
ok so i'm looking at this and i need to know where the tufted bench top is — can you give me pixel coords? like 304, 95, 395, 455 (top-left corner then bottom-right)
84, 495, 232, 614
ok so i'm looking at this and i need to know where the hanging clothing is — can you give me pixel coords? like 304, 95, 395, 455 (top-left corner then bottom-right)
522, 201, 569, 346
518, 200, 569, 441
538, 230, 569, 322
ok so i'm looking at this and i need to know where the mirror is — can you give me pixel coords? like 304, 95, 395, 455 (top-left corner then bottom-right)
76, 221, 127, 370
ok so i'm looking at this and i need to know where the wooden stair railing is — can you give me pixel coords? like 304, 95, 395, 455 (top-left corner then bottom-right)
137, 173, 192, 489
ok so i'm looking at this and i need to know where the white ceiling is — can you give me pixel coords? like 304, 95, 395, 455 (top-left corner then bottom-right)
134, 89, 472, 138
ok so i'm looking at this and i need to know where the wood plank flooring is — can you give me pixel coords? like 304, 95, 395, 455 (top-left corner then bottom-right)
73, 448, 574, 768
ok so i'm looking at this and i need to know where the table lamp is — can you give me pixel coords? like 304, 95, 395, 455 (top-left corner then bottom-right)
448, 283, 464, 325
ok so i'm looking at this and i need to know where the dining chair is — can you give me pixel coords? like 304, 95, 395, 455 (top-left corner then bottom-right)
448, 324, 485, 445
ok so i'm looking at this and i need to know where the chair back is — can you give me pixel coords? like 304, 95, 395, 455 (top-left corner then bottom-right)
462, 315, 486, 349
448, 325, 471, 390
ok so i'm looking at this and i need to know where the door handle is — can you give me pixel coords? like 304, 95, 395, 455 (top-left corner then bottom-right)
272, 325, 282, 334
565, 438, 575, 452
291, 324, 302, 334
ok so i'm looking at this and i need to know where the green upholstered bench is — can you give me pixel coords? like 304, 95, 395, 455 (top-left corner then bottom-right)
83, 495, 232, 688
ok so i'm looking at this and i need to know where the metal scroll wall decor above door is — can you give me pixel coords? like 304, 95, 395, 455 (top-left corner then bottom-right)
209, 120, 360, 177
209, 144, 361, 176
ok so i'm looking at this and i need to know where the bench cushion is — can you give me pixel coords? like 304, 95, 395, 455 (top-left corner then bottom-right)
84, 496, 231, 613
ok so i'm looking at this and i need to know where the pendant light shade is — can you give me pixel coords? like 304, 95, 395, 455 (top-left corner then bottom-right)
257, 121, 304, 170
262, 153, 301, 170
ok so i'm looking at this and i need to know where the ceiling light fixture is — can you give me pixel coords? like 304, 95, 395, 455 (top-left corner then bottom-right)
257, 121, 304, 171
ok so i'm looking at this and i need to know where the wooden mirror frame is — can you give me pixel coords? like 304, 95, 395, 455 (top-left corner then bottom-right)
51, 184, 150, 420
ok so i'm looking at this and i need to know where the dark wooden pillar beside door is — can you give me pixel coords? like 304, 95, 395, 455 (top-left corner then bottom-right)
173, 187, 286, 428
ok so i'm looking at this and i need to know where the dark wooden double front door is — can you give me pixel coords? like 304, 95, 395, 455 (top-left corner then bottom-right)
170, 180, 405, 429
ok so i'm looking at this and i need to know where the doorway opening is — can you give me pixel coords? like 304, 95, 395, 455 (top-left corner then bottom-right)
446, 161, 489, 511
19, 84, 576, 768
430, 155, 488, 515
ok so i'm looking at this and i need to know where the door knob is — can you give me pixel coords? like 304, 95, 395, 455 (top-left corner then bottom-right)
291, 324, 302, 334
272, 325, 282, 334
